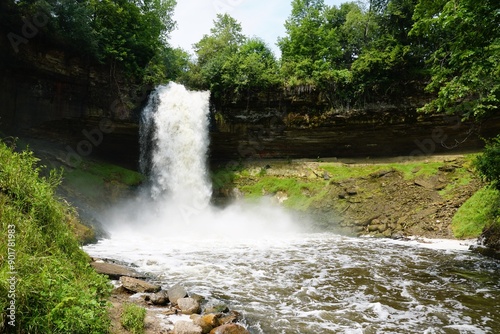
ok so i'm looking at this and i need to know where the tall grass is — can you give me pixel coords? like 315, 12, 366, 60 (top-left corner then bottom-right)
452, 186, 500, 238
0, 142, 111, 333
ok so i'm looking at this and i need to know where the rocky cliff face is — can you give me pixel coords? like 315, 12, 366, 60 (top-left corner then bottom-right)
1, 23, 499, 169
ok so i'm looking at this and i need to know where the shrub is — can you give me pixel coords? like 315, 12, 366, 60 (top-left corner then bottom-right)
121, 303, 146, 334
474, 135, 500, 189
0, 142, 111, 333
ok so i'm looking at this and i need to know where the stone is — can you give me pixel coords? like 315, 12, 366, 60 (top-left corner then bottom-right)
178, 297, 201, 315
168, 284, 188, 304
191, 314, 220, 334
119, 276, 161, 293
209, 324, 250, 334
438, 165, 456, 173
173, 320, 203, 334
370, 169, 395, 178
218, 311, 242, 325
414, 177, 435, 189
90, 261, 145, 280
345, 188, 358, 196
204, 302, 229, 314
149, 290, 169, 305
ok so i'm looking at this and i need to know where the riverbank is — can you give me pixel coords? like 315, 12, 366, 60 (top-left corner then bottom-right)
212, 154, 489, 240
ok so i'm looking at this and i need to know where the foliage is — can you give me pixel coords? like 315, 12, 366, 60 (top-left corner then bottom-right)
6, 0, 177, 81
240, 176, 327, 211
184, 14, 279, 106
474, 135, 500, 189
452, 186, 500, 238
121, 303, 146, 334
0, 142, 111, 333
411, 0, 500, 119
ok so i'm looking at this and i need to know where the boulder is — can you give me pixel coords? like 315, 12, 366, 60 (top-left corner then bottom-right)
119, 276, 161, 293
204, 302, 229, 314
191, 314, 220, 334
209, 324, 250, 334
173, 320, 203, 334
178, 297, 201, 315
218, 311, 242, 325
168, 284, 188, 304
149, 290, 169, 305
90, 261, 145, 280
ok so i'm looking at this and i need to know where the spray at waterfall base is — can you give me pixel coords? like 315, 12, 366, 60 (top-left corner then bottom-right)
103, 82, 305, 239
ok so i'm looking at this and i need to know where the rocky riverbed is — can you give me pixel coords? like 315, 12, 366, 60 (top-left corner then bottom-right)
92, 260, 251, 334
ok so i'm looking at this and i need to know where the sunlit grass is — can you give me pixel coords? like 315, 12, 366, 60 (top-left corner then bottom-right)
0, 142, 111, 333
241, 177, 327, 211
452, 186, 500, 238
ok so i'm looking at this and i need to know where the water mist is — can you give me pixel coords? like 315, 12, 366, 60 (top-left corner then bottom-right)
84, 83, 499, 334
103, 82, 302, 240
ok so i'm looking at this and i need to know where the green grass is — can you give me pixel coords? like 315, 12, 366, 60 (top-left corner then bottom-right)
121, 303, 146, 334
0, 141, 111, 333
240, 177, 327, 210
452, 186, 500, 238
65, 160, 143, 187
320, 161, 445, 181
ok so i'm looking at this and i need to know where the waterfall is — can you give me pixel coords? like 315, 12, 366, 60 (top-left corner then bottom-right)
104, 81, 301, 239
140, 83, 212, 208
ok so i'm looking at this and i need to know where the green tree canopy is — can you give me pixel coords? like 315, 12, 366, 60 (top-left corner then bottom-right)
411, 0, 500, 119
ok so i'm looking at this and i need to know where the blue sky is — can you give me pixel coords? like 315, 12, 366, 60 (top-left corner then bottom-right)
169, 0, 348, 57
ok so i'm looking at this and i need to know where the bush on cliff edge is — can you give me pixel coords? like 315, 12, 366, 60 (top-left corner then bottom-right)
0, 141, 111, 333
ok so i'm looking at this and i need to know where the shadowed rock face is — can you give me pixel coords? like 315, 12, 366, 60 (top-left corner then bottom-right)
1, 21, 498, 168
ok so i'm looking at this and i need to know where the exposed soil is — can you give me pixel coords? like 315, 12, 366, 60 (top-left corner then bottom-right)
217, 155, 483, 239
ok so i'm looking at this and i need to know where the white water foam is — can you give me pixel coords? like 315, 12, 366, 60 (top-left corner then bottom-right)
106, 82, 303, 241
84, 82, 500, 333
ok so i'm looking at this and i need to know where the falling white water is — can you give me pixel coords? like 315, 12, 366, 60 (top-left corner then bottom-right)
84, 83, 500, 334
104, 82, 302, 239
141, 83, 212, 207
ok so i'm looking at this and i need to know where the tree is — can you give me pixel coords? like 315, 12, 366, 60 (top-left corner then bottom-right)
351, 0, 425, 104
475, 135, 500, 190
411, 0, 500, 119
223, 38, 279, 104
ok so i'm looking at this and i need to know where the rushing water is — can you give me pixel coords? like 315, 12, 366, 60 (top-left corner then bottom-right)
84, 83, 500, 333
84, 234, 500, 333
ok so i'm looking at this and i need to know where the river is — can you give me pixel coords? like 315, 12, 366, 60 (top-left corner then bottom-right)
84, 233, 500, 333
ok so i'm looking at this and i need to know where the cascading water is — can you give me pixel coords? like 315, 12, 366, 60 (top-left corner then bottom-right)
140, 83, 212, 207
84, 83, 500, 333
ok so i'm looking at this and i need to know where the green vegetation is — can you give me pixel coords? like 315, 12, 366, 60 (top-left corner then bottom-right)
411, 0, 499, 119
0, 142, 111, 333
452, 186, 500, 238
240, 176, 327, 211
2, 0, 497, 118
62, 159, 144, 204
2, 0, 182, 85
320, 161, 445, 181
121, 303, 146, 334
474, 135, 500, 190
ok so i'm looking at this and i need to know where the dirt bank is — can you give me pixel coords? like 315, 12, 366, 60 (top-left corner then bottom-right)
213, 154, 483, 239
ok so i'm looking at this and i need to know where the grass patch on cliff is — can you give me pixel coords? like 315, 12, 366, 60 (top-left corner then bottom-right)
63, 160, 144, 201
452, 186, 500, 238
240, 177, 327, 210
0, 142, 111, 333
320, 161, 445, 181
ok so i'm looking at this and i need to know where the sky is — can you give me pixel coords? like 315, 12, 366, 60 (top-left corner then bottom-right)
169, 0, 347, 57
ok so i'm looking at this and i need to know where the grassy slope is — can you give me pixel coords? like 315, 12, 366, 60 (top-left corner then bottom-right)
0, 142, 111, 333
452, 186, 500, 238
217, 156, 495, 238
